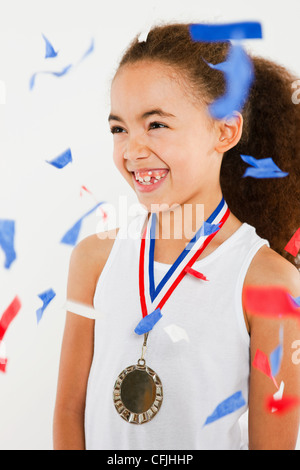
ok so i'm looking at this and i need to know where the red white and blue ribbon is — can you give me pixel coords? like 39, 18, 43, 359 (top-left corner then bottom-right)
135, 198, 230, 334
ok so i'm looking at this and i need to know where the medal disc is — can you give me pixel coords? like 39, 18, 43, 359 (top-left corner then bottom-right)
113, 359, 163, 424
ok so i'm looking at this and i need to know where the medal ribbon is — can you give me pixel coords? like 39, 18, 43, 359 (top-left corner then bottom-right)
136, 198, 230, 333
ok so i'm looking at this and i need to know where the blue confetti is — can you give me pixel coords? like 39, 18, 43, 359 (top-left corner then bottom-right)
0, 219, 17, 269
290, 295, 300, 307
60, 202, 105, 246
29, 37, 94, 90
134, 308, 162, 335
189, 21, 262, 42
204, 43, 254, 119
203, 391, 246, 426
241, 154, 289, 178
270, 326, 284, 377
36, 288, 56, 324
46, 148, 73, 169
42, 34, 58, 59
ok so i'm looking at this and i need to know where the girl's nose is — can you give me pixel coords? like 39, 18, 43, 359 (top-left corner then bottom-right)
123, 134, 151, 161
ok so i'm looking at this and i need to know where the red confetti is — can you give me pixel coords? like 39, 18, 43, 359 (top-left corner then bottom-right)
253, 349, 278, 388
0, 296, 21, 341
243, 285, 300, 319
284, 228, 300, 257
184, 266, 208, 281
266, 395, 300, 414
0, 358, 8, 373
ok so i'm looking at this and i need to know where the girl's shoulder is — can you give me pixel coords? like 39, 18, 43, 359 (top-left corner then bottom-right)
244, 244, 300, 294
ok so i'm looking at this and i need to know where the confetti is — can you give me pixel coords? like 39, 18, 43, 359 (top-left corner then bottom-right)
252, 348, 278, 388
203, 391, 246, 426
36, 288, 56, 323
60, 201, 105, 246
0, 219, 16, 269
189, 21, 262, 41
243, 285, 300, 320
266, 395, 300, 415
163, 323, 190, 343
284, 228, 300, 257
290, 295, 300, 308
29, 37, 94, 90
0, 358, 8, 373
203, 43, 254, 119
46, 148, 72, 169
134, 308, 162, 335
42, 34, 58, 59
184, 266, 208, 281
241, 155, 289, 178
0, 296, 21, 341
271, 381, 285, 412
270, 326, 284, 377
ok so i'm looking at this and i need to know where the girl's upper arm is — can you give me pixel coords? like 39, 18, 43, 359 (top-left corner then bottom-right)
54, 231, 116, 416
244, 246, 300, 450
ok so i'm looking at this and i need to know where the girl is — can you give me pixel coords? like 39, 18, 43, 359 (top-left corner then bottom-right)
53, 23, 300, 450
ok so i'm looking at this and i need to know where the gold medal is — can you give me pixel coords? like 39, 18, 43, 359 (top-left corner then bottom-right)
113, 334, 163, 424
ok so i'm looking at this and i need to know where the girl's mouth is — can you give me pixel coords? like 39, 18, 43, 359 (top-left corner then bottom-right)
131, 169, 169, 193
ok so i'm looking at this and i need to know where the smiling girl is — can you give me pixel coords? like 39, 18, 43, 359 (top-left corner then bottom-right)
53, 23, 300, 450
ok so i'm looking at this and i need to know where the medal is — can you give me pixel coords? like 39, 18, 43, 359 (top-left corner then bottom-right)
113, 198, 230, 424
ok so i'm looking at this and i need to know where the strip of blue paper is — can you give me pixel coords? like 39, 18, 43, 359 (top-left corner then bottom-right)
60, 202, 105, 246
148, 198, 225, 302
0, 219, 17, 269
189, 22, 262, 41
42, 34, 58, 58
241, 155, 289, 178
134, 308, 162, 335
36, 288, 56, 323
46, 148, 72, 169
203, 391, 246, 426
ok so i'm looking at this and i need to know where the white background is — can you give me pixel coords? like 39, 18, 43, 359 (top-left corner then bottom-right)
0, 0, 299, 450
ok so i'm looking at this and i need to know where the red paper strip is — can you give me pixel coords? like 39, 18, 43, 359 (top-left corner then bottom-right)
253, 349, 278, 388
0, 296, 22, 341
266, 395, 300, 414
0, 358, 8, 373
284, 228, 300, 257
184, 266, 208, 281
243, 286, 300, 319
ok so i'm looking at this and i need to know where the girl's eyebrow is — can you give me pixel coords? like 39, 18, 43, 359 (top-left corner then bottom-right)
108, 108, 176, 123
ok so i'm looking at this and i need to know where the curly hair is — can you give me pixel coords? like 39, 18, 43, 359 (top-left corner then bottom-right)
115, 22, 300, 267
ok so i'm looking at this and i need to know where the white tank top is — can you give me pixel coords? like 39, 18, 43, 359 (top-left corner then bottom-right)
84, 213, 269, 450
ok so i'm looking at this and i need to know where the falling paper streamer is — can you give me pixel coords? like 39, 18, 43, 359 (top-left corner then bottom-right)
0, 296, 21, 341
0, 219, 17, 269
284, 228, 300, 257
271, 381, 285, 412
203, 391, 246, 426
189, 21, 262, 42
46, 148, 72, 169
270, 326, 284, 378
241, 154, 289, 179
243, 285, 300, 320
36, 288, 56, 324
64, 300, 104, 320
60, 201, 105, 246
163, 324, 190, 343
266, 395, 300, 415
42, 34, 58, 58
252, 349, 278, 388
0, 358, 8, 373
290, 295, 300, 308
29, 37, 94, 90
80, 186, 108, 222
134, 308, 162, 335
203, 43, 254, 119
184, 266, 208, 281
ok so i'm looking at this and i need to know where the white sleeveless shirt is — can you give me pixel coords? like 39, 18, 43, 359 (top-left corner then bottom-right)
84, 213, 269, 450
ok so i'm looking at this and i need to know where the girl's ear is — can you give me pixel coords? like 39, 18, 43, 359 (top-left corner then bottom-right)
215, 112, 243, 154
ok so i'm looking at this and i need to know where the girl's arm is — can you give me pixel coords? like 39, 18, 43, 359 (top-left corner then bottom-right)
53, 231, 117, 450
245, 246, 300, 450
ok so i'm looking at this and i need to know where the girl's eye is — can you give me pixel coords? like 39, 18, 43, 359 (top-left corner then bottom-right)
149, 122, 168, 130
110, 126, 126, 134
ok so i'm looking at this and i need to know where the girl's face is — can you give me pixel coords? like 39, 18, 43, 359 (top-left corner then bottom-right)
109, 61, 223, 212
